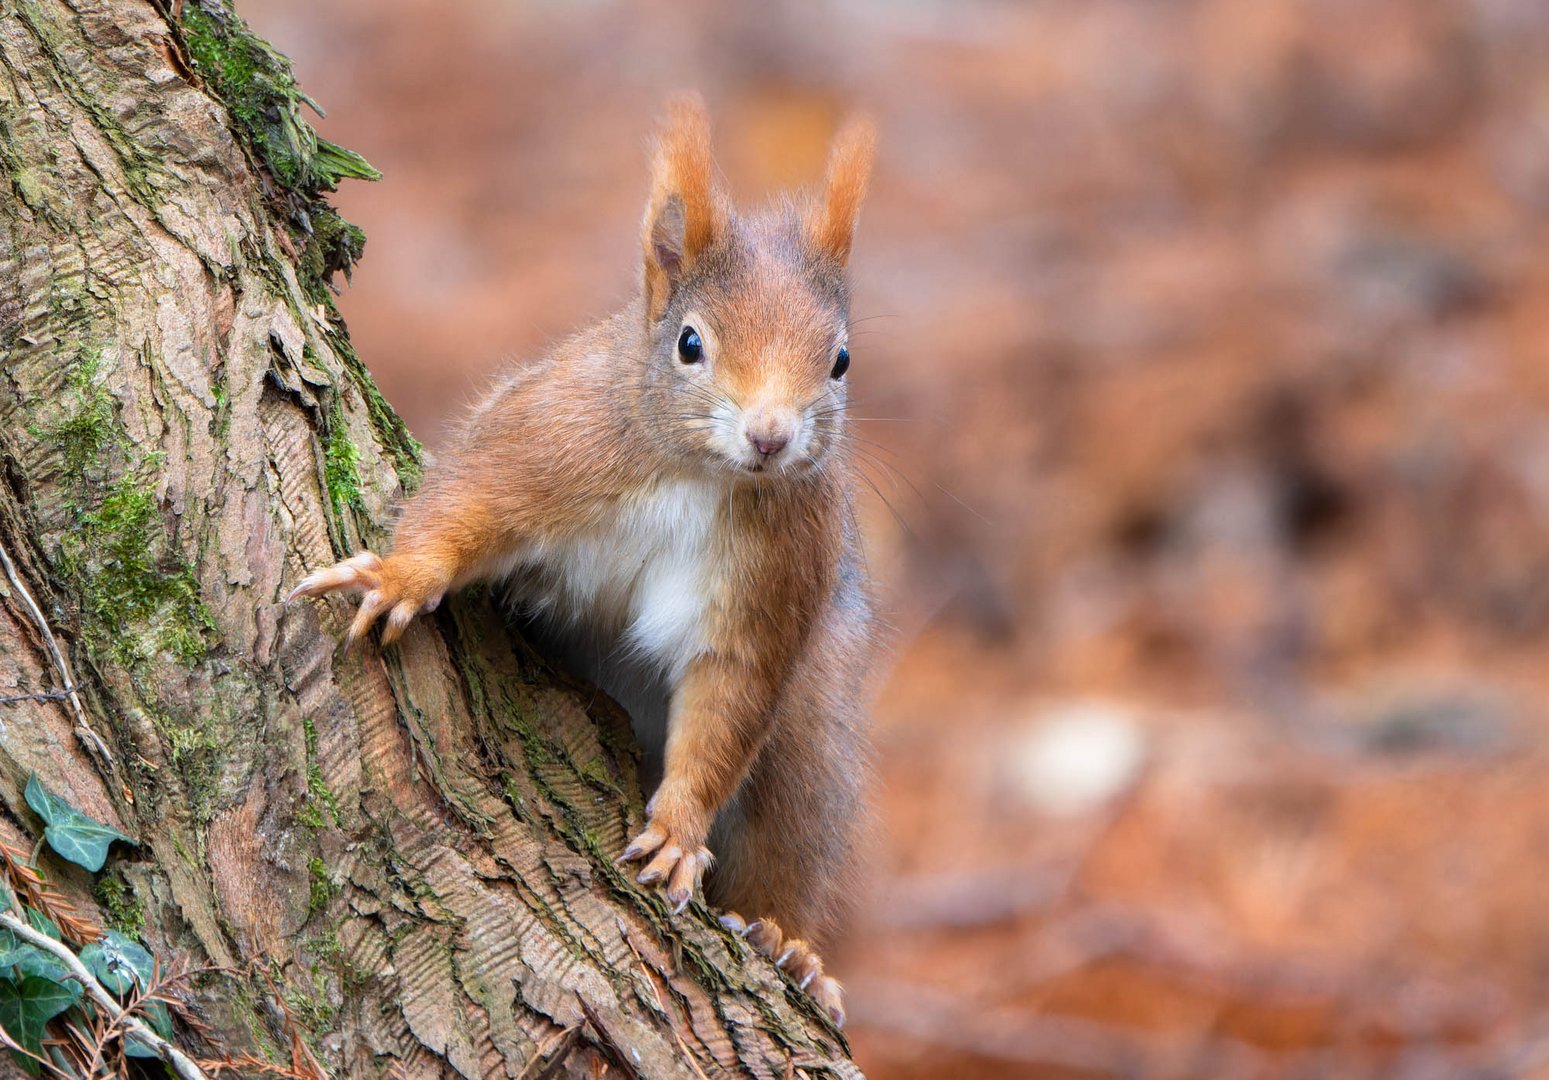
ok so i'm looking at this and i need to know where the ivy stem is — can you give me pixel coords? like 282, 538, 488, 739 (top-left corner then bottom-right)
0, 911, 208, 1080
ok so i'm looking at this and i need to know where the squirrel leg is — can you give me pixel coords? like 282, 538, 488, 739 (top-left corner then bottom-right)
289, 550, 452, 649
289, 491, 505, 649
700, 690, 868, 1029
620, 652, 781, 911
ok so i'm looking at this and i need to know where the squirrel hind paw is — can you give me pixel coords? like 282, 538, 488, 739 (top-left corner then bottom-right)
722, 913, 847, 1028
811, 975, 846, 1028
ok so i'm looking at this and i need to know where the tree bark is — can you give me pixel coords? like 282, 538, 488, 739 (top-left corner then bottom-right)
0, 1, 861, 1076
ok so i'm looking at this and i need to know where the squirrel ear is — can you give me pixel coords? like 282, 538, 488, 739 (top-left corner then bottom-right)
808, 113, 876, 267
642, 95, 727, 322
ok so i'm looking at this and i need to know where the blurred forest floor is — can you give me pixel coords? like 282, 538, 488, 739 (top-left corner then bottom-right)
244, 1, 1549, 1076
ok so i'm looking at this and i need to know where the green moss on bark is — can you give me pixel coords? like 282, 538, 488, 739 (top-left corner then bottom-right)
322, 399, 365, 518
296, 715, 341, 836
43, 350, 216, 667
178, 2, 379, 197
93, 869, 145, 938
177, 0, 379, 306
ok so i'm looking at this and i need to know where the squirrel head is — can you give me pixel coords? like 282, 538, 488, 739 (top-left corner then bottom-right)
637, 96, 876, 482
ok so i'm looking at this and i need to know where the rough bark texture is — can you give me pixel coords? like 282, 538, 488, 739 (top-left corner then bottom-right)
0, 0, 860, 1075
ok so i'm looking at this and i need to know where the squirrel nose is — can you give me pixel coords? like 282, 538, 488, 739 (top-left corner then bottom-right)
748, 431, 790, 458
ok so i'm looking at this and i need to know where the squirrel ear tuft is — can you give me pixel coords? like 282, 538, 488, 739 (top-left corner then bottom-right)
642, 94, 727, 322
808, 113, 876, 267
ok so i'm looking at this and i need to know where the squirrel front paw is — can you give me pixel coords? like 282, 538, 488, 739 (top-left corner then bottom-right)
288, 551, 448, 650
619, 809, 713, 914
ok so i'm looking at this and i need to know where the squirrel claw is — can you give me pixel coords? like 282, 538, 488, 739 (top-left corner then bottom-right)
289, 551, 444, 651
723, 912, 847, 1028
619, 823, 667, 864
815, 977, 846, 1028
289, 552, 385, 602
635, 844, 679, 885
623, 821, 710, 910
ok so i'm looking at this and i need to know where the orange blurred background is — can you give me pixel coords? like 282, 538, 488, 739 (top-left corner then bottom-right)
243, 1, 1549, 1075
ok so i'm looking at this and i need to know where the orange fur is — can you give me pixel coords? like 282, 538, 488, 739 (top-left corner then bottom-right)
290, 101, 878, 1027
642, 95, 730, 321
808, 113, 876, 266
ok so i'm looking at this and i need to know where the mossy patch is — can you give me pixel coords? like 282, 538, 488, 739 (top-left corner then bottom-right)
69, 476, 214, 665
307, 857, 334, 916
179, 2, 379, 197
93, 869, 145, 938
45, 346, 116, 478
178, 0, 379, 300
296, 715, 342, 833
44, 350, 216, 667
153, 705, 223, 823
276, 962, 336, 1035
322, 399, 365, 518
299, 211, 368, 305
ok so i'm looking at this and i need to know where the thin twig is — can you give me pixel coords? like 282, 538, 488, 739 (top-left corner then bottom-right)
0, 686, 81, 707
0, 910, 208, 1080
0, 539, 113, 767
574, 992, 642, 1080
616, 918, 710, 1080
515, 1024, 584, 1080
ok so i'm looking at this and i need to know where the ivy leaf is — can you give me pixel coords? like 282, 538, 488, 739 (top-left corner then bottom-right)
0, 913, 75, 986
123, 996, 174, 1058
0, 975, 81, 1062
23, 774, 135, 872
0, 931, 31, 970
22, 910, 58, 943
4, 944, 69, 987
8, 914, 68, 985
124, 1032, 159, 1058
79, 932, 153, 997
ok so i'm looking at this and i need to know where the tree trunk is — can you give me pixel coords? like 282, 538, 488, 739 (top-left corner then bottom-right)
0, 1, 861, 1075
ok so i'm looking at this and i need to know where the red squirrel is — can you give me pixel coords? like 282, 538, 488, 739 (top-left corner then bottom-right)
291, 96, 877, 1025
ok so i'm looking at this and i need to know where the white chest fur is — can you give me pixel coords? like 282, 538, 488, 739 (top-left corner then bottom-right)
524, 478, 721, 684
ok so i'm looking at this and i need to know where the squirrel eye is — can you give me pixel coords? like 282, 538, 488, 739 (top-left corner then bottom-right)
830, 345, 850, 380
678, 326, 703, 364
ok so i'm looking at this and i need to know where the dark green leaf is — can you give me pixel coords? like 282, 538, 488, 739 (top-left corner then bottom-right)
22, 910, 57, 942
80, 932, 153, 996
124, 1031, 159, 1058
0, 931, 30, 970
11, 948, 69, 987
23, 774, 135, 872
3, 942, 68, 985
0, 917, 69, 984
144, 999, 173, 1040
0, 975, 80, 1059
6, 913, 77, 985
